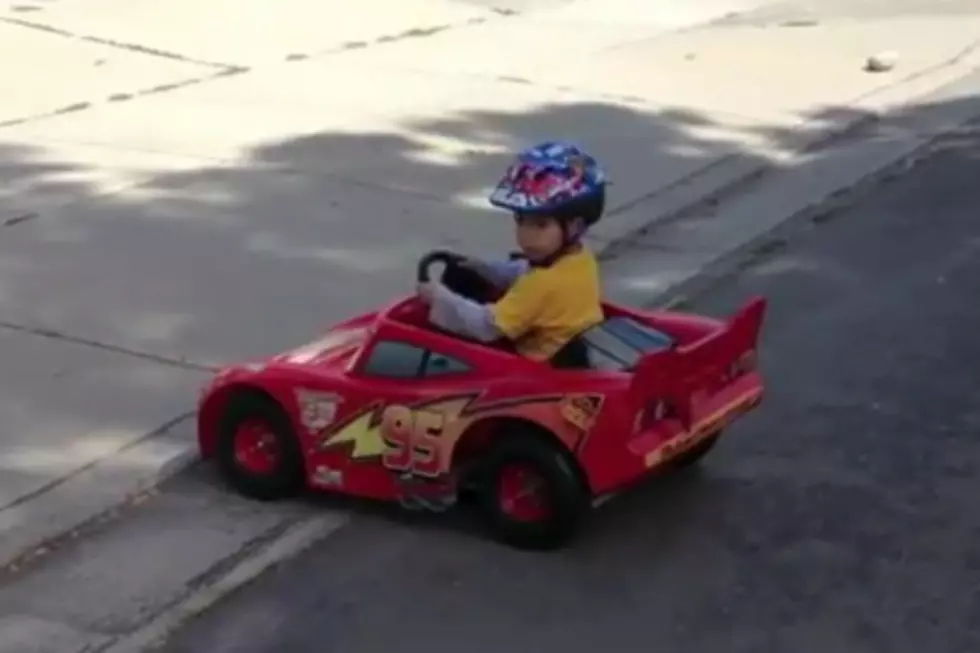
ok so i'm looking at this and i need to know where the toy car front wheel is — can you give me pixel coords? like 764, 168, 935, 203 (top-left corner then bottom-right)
477, 436, 589, 551
216, 393, 306, 501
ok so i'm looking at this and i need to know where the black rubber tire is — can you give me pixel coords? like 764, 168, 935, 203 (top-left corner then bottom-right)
476, 435, 590, 551
668, 432, 721, 470
215, 393, 306, 501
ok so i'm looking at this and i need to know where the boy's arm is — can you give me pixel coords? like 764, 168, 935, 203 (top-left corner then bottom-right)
426, 275, 545, 343
427, 283, 502, 342
466, 257, 529, 289
488, 275, 546, 340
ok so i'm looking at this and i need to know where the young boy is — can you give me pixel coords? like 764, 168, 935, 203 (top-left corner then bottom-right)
417, 141, 607, 361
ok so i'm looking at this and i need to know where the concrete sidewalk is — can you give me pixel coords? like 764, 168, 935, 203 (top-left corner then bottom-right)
2, 0, 980, 638
4, 4, 979, 363
0, 0, 793, 573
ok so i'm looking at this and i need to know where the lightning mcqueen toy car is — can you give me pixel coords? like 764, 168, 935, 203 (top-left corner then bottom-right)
197, 251, 766, 549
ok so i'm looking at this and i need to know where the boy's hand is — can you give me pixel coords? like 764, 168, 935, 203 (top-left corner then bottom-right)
417, 281, 436, 303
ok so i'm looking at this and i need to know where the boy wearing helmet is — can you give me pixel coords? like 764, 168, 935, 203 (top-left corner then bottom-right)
418, 141, 606, 361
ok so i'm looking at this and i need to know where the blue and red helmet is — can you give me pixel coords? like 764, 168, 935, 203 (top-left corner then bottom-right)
488, 141, 607, 226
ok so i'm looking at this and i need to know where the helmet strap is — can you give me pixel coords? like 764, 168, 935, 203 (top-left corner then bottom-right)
529, 221, 582, 268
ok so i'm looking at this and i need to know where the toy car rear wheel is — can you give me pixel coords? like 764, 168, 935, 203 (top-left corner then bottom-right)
216, 393, 305, 501
477, 436, 589, 551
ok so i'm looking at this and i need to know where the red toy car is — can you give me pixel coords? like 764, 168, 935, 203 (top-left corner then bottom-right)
197, 252, 766, 549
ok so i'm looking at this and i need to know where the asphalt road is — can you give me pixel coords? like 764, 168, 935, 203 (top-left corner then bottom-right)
157, 127, 980, 653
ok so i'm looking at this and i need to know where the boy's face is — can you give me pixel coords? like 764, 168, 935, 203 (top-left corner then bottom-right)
514, 213, 580, 262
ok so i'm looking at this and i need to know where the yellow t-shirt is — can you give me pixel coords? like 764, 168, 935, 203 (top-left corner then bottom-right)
490, 247, 604, 361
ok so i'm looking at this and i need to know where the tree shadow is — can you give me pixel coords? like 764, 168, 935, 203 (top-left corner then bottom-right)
0, 97, 767, 365
0, 82, 978, 555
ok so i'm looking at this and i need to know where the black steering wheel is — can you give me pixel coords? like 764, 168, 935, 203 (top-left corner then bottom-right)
416, 250, 500, 304
414, 250, 517, 352
416, 250, 465, 284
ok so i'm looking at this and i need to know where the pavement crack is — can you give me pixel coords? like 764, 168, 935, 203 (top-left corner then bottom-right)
278, 9, 516, 65
0, 16, 236, 69
0, 13, 252, 131
1, 212, 39, 227
0, 8, 512, 132
0, 65, 249, 130
0, 320, 217, 372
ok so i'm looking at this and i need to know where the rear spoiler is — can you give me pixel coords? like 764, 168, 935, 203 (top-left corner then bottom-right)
630, 297, 767, 425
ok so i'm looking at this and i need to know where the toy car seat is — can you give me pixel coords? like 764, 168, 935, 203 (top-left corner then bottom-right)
549, 335, 591, 369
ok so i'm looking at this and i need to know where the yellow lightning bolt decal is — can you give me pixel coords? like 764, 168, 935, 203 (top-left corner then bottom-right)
320, 406, 386, 459
319, 396, 480, 461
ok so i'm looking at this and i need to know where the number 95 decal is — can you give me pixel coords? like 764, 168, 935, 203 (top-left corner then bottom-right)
380, 405, 448, 478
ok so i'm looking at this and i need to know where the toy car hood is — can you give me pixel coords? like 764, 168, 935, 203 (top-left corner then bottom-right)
272, 325, 370, 369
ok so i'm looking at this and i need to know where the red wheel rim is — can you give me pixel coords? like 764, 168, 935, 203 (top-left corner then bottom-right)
233, 419, 280, 475
498, 463, 550, 522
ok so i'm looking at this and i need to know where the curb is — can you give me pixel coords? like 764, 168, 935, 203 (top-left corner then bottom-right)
151, 443, 201, 484
592, 41, 980, 263
624, 67, 980, 312
654, 142, 931, 312
0, 415, 200, 573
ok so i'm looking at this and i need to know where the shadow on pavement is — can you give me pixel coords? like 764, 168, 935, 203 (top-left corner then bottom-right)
0, 88, 977, 555
2, 95, 967, 364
